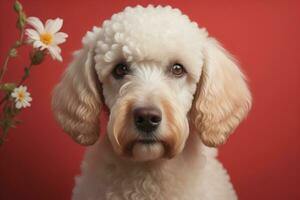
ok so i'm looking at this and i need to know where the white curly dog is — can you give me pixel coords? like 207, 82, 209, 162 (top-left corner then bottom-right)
52, 5, 252, 200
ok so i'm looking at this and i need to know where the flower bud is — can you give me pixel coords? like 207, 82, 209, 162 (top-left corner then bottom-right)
13, 1, 23, 12
31, 50, 45, 65
0, 83, 16, 93
14, 41, 22, 47
9, 48, 18, 57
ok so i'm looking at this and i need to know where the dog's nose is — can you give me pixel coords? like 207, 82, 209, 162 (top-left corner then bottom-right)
133, 107, 162, 133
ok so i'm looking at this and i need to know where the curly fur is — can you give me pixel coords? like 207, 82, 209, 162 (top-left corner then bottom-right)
52, 5, 252, 200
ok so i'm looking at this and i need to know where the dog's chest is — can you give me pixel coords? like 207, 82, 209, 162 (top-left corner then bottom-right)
73, 159, 204, 200
101, 164, 200, 200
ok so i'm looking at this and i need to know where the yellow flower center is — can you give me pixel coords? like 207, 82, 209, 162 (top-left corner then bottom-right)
18, 91, 25, 101
40, 33, 53, 45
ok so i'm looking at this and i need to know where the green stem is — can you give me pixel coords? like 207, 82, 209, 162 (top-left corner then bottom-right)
0, 126, 10, 146
18, 63, 33, 86
20, 28, 24, 42
0, 28, 25, 84
0, 56, 10, 83
0, 95, 9, 106
0, 101, 13, 146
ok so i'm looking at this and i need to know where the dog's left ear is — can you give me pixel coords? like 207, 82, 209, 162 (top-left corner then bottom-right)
190, 38, 252, 147
52, 27, 103, 145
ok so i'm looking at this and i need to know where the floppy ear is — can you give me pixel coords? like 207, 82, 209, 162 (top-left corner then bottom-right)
52, 27, 103, 145
190, 38, 252, 147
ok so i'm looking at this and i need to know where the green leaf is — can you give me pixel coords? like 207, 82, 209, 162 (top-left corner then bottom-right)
10, 118, 21, 128
14, 119, 22, 125
4, 107, 13, 117
24, 67, 30, 77
2, 119, 11, 128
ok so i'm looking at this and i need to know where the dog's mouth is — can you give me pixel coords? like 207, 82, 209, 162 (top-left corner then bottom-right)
123, 138, 170, 161
136, 139, 157, 145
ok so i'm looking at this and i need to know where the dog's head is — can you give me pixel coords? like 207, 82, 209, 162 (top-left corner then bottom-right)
52, 5, 251, 161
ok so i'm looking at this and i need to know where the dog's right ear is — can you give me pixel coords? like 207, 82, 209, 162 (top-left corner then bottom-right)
190, 37, 252, 147
52, 27, 103, 145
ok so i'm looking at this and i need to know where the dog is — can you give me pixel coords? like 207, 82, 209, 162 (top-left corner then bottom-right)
52, 5, 252, 200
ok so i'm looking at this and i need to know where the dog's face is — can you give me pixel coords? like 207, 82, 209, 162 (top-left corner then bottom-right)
103, 61, 194, 161
52, 5, 252, 161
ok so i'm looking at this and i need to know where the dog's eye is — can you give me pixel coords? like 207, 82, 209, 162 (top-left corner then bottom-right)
171, 63, 186, 77
112, 63, 130, 79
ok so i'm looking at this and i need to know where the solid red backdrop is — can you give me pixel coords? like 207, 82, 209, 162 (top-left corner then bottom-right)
0, 0, 299, 199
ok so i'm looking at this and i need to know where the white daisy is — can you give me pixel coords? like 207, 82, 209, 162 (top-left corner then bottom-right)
25, 17, 68, 62
11, 86, 32, 109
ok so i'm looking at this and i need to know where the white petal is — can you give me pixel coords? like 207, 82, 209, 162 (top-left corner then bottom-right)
26, 96, 32, 102
45, 18, 63, 34
53, 32, 68, 45
56, 45, 62, 53
27, 17, 45, 34
26, 38, 34, 44
12, 89, 18, 94
48, 46, 62, 62
16, 101, 22, 109
40, 45, 48, 50
11, 92, 17, 98
21, 101, 27, 108
56, 32, 68, 38
25, 29, 40, 41
22, 86, 27, 91
24, 101, 31, 107
33, 40, 46, 49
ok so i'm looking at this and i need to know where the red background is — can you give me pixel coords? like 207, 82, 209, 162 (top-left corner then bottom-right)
1, 0, 300, 199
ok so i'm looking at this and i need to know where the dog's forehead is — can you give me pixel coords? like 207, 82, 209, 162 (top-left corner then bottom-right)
94, 5, 207, 81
